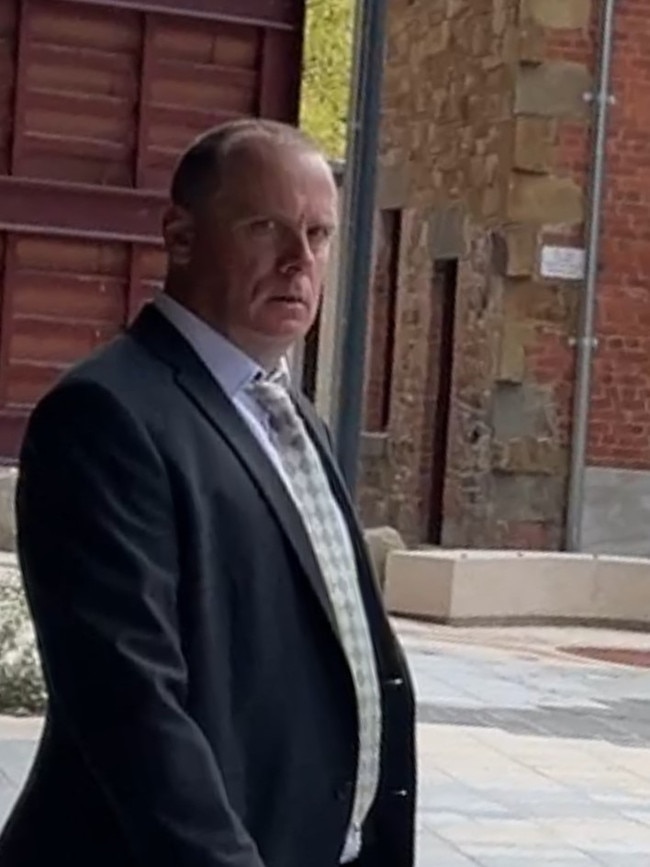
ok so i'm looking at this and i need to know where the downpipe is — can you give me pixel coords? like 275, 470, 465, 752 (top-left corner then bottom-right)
565, 0, 617, 551
332, 0, 390, 492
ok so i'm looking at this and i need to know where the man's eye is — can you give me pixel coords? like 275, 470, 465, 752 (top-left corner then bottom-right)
308, 226, 332, 244
250, 219, 277, 234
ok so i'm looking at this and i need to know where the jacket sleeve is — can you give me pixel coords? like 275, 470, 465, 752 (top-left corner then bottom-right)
16, 379, 265, 867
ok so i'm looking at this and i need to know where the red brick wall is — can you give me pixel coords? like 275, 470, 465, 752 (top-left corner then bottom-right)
540, 2, 650, 471
524, 23, 594, 462
590, 1, 650, 469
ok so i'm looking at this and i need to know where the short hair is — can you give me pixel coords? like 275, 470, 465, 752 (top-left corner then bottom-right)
170, 119, 324, 212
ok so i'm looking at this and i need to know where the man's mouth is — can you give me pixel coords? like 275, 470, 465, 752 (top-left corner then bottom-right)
270, 296, 305, 305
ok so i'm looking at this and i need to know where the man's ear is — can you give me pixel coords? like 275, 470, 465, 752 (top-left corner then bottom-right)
162, 205, 195, 268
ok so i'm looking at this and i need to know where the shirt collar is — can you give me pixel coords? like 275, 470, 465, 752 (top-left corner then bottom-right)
154, 292, 266, 398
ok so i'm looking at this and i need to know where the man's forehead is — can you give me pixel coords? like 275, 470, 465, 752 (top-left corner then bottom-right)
224, 135, 324, 172
219, 139, 337, 207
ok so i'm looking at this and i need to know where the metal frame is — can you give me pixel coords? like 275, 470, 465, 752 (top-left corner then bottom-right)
54, 0, 300, 29
333, 0, 390, 492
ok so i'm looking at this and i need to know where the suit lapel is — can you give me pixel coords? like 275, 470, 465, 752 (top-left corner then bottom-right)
129, 306, 341, 643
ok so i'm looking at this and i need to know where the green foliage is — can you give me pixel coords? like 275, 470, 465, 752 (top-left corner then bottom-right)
0, 574, 45, 714
301, 0, 355, 159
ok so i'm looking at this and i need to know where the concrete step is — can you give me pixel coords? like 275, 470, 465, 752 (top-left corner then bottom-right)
385, 548, 650, 629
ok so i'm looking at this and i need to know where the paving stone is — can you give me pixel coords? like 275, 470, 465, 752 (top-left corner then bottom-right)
461, 844, 595, 860
476, 857, 596, 866
587, 858, 650, 867
0, 739, 36, 788
622, 810, 650, 825
3, 622, 650, 866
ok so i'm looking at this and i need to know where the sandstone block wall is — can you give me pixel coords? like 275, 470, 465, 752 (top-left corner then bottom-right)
361, 0, 600, 549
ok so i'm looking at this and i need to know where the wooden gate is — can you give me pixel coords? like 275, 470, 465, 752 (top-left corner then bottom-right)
0, 0, 304, 457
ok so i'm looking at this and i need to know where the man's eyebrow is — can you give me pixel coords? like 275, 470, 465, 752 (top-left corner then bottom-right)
237, 212, 337, 228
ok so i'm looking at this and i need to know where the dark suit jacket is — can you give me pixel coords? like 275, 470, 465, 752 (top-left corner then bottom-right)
0, 305, 416, 867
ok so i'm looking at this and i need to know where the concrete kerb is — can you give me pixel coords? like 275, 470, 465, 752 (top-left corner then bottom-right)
385, 548, 650, 629
363, 526, 407, 592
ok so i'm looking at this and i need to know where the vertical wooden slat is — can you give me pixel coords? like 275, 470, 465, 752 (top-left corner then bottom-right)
257, 28, 302, 122
9, 0, 31, 173
0, 237, 18, 404
0, 233, 6, 407
134, 13, 154, 190
127, 11, 156, 324
1, 1, 28, 408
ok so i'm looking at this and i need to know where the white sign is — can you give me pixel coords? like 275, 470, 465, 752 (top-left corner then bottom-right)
540, 245, 586, 281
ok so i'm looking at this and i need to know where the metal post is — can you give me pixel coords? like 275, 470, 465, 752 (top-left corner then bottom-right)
565, 0, 617, 550
332, 0, 389, 491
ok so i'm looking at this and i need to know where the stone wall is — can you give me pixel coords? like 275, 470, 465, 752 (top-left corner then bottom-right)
361, 0, 596, 548
359, 0, 519, 545
488, 0, 592, 549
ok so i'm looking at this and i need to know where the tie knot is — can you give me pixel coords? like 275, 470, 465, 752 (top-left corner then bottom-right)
246, 370, 300, 443
267, 364, 291, 390
246, 367, 308, 452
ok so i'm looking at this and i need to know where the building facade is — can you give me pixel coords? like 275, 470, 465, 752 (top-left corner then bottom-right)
357, 0, 650, 555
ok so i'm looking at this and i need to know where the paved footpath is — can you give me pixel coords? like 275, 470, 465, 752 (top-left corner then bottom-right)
4, 620, 650, 865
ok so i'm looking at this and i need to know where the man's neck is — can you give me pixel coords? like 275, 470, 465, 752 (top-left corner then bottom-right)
160, 289, 287, 373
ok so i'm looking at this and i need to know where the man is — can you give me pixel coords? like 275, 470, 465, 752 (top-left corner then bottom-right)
0, 120, 416, 867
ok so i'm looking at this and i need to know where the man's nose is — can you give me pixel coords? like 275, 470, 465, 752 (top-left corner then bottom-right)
282, 230, 314, 271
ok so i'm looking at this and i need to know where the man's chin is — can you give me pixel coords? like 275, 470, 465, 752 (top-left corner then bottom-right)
234, 326, 303, 369
260, 311, 314, 340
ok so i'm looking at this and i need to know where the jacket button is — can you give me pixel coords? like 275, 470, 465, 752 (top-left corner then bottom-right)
391, 788, 409, 798
386, 677, 404, 687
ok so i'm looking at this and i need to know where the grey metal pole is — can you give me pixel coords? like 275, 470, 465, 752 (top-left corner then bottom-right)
565, 0, 617, 551
332, 0, 389, 491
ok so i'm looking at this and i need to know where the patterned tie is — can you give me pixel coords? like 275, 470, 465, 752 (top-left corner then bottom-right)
247, 370, 382, 855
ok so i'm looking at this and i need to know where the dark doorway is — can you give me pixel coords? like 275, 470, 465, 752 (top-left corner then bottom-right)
424, 258, 457, 544
364, 209, 401, 431
300, 308, 321, 401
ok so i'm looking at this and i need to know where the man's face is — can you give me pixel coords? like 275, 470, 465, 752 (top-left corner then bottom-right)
169, 140, 338, 366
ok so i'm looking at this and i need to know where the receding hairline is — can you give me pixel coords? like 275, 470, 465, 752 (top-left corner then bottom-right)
170, 119, 330, 211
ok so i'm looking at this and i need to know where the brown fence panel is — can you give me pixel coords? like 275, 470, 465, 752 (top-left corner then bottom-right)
0, 0, 305, 457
